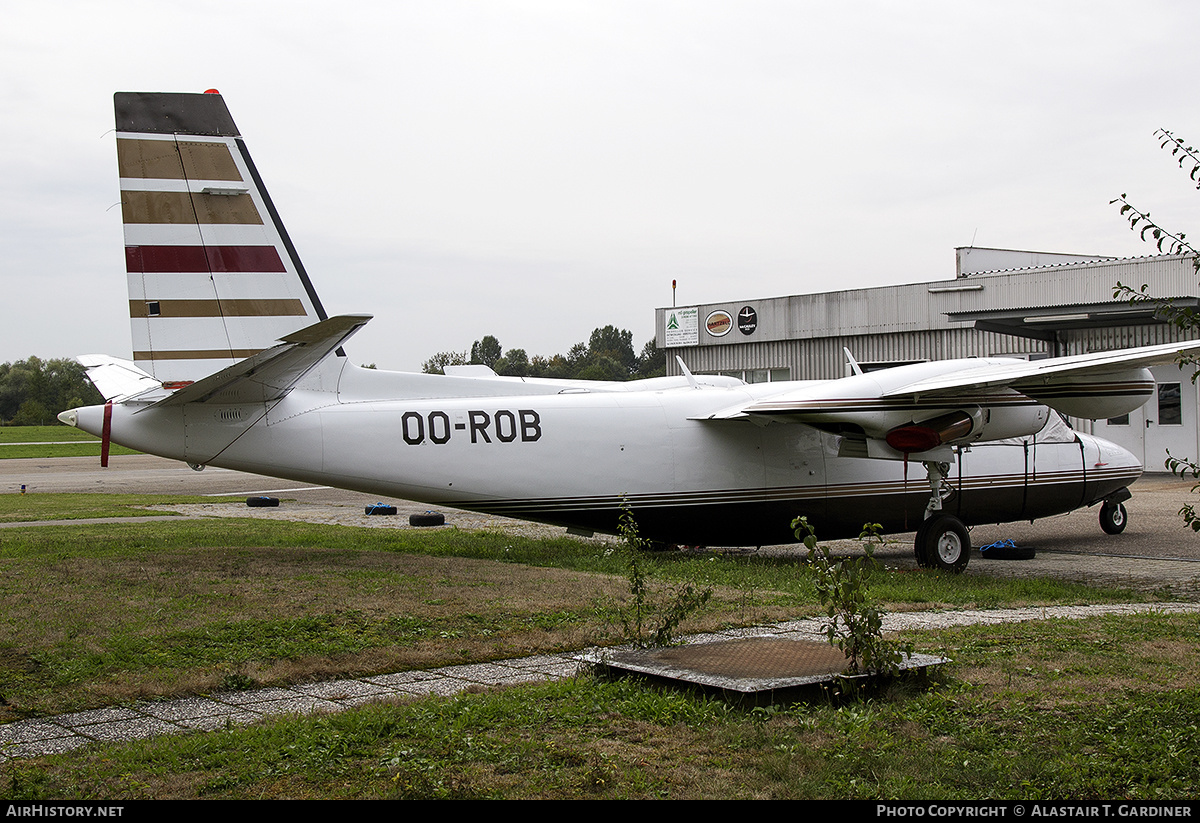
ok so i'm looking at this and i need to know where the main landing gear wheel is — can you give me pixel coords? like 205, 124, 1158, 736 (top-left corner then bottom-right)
914, 515, 970, 574
913, 519, 934, 568
1099, 502, 1128, 535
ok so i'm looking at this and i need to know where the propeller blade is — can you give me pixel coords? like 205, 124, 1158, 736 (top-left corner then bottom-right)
101, 401, 112, 468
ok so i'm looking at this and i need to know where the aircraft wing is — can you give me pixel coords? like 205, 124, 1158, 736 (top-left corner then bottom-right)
878, 339, 1200, 398
151, 314, 372, 407
728, 340, 1200, 417
696, 339, 1200, 455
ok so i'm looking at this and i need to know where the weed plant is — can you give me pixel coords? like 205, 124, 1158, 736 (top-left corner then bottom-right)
793, 517, 912, 675
612, 504, 712, 648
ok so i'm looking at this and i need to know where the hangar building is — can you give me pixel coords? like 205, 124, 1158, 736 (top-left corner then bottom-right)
655, 248, 1200, 472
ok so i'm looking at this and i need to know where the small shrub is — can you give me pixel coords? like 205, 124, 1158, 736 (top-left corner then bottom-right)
614, 504, 711, 648
792, 517, 911, 675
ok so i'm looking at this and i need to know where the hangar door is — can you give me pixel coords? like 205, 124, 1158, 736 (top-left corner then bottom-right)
1093, 365, 1200, 473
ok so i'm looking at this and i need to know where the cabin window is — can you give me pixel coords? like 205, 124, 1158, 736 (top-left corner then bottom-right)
147, 301, 161, 316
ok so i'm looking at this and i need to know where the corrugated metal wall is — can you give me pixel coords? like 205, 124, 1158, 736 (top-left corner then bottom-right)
673, 328, 1052, 380
1065, 322, 1200, 355
658, 254, 1200, 379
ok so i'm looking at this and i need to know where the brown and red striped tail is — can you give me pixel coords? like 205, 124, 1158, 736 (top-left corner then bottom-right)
114, 91, 330, 385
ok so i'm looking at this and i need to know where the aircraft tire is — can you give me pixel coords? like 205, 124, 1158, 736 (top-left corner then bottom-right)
246, 496, 279, 507
913, 518, 934, 568
980, 542, 1036, 561
1099, 502, 1128, 535
918, 515, 970, 574
409, 511, 446, 527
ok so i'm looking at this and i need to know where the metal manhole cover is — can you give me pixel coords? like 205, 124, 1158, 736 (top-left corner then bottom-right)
580, 636, 947, 693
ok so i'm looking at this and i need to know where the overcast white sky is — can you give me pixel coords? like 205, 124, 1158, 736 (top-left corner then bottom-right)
3, 1, 1200, 371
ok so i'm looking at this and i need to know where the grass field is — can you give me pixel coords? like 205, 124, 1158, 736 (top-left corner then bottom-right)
0, 426, 98, 443
1, 493, 1197, 799
0, 425, 139, 459
0, 493, 231, 522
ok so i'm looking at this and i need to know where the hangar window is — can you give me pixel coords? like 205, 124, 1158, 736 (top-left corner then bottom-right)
1106, 414, 1129, 426
715, 368, 791, 383
855, 360, 928, 375
1158, 383, 1182, 426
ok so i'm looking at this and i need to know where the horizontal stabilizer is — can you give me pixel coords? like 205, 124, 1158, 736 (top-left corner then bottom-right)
153, 314, 371, 406
77, 355, 163, 402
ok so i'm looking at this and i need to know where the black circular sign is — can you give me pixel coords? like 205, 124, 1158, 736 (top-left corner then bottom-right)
737, 306, 758, 335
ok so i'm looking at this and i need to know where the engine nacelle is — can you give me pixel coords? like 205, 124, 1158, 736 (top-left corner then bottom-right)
1016, 368, 1155, 420
884, 404, 1049, 453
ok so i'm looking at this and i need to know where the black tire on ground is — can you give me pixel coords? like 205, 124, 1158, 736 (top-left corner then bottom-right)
246, 497, 279, 507
1099, 502, 1128, 535
365, 504, 397, 516
409, 511, 446, 527
916, 514, 970, 573
979, 542, 1037, 561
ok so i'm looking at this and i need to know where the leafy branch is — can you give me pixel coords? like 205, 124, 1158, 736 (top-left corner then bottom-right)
1155, 129, 1200, 189
1112, 127, 1200, 486
1110, 193, 1195, 257
1163, 450, 1200, 533
1111, 129, 1200, 265
1113, 280, 1200, 353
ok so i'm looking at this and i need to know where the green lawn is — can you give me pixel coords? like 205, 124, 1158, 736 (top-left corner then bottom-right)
0, 494, 1192, 799
0, 425, 140, 458
0, 425, 99, 443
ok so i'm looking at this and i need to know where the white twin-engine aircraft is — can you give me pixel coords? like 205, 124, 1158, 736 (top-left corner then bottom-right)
58, 91, 1200, 573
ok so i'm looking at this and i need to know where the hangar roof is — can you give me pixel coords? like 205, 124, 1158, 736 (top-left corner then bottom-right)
656, 252, 1200, 349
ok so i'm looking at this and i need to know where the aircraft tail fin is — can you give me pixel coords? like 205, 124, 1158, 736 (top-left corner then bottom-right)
115, 91, 330, 385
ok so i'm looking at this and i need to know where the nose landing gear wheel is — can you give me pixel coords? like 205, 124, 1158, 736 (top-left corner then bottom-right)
1099, 502, 1127, 535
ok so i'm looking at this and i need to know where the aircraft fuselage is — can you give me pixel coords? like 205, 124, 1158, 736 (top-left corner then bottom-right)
70, 364, 1142, 547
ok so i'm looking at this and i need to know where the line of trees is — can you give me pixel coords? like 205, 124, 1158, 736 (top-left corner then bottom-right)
0, 325, 666, 425
0, 357, 103, 426
422, 325, 666, 381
